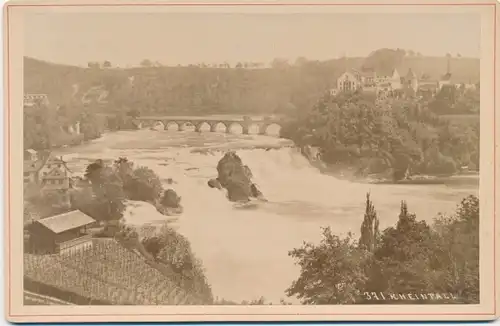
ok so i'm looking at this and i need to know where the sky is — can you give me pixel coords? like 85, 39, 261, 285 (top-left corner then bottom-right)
23, 11, 481, 67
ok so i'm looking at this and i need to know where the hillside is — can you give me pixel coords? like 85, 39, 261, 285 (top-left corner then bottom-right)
24, 52, 479, 116
24, 239, 212, 305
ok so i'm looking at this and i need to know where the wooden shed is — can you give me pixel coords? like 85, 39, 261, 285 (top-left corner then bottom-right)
26, 210, 96, 255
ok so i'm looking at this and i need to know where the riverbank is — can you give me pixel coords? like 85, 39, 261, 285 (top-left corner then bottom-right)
306, 156, 479, 187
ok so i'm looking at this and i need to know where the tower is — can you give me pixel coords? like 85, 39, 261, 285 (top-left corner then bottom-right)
446, 54, 451, 74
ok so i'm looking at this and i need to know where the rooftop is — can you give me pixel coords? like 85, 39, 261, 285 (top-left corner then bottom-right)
441, 72, 452, 81
24, 160, 45, 173
36, 210, 95, 234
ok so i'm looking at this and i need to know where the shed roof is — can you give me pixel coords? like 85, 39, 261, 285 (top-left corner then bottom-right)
36, 210, 95, 234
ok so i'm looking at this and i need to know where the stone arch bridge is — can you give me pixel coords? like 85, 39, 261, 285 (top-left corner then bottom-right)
134, 116, 283, 136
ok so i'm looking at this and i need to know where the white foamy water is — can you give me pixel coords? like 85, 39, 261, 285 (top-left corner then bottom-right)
56, 130, 478, 303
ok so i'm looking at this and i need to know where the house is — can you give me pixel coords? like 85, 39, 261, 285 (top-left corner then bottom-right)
24, 149, 38, 161
417, 82, 440, 99
332, 67, 402, 99
373, 68, 402, 90
24, 94, 49, 108
438, 72, 452, 90
24, 150, 73, 193
25, 210, 95, 255
23, 149, 46, 185
403, 68, 419, 93
336, 71, 362, 92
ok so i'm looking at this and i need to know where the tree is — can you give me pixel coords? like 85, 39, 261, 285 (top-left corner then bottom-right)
82, 160, 126, 222
87, 62, 101, 69
371, 201, 435, 296
431, 195, 479, 303
103, 60, 112, 68
84, 159, 106, 185
270, 58, 289, 69
140, 59, 153, 67
286, 228, 371, 304
294, 57, 308, 67
160, 189, 182, 208
126, 108, 141, 118
113, 157, 134, 184
125, 166, 163, 202
359, 193, 379, 252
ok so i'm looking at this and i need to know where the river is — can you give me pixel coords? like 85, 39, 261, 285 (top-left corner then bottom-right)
55, 127, 478, 304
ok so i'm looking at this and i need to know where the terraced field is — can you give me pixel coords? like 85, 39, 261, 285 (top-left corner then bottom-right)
24, 239, 203, 305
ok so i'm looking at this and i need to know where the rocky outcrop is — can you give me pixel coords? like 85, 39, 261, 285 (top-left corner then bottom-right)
157, 189, 183, 215
210, 151, 265, 202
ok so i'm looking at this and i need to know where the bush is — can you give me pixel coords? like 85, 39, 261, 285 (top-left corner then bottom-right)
141, 225, 213, 302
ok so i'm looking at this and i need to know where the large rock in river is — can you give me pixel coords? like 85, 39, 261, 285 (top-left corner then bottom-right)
213, 151, 264, 202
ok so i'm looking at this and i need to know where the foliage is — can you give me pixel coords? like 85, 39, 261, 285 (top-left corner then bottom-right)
77, 159, 126, 221
160, 189, 182, 208
76, 157, 176, 222
24, 55, 479, 118
361, 48, 406, 74
359, 193, 379, 252
24, 191, 72, 220
286, 228, 371, 304
24, 100, 104, 150
124, 166, 164, 202
430, 195, 479, 303
368, 201, 436, 297
141, 224, 213, 302
287, 194, 480, 304
281, 90, 478, 178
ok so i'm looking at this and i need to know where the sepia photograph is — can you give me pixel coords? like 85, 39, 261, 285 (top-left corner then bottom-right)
4, 0, 499, 322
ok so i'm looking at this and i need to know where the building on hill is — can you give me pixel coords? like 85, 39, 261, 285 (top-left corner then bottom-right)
24, 149, 47, 185
336, 71, 362, 93
374, 68, 402, 90
24, 94, 50, 108
403, 68, 419, 93
25, 210, 95, 255
438, 72, 453, 90
331, 68, 402, 99
39, 155, 73, 191
24, 150, 74, 204
24, 149, 38, 162
417, 82, 440, 99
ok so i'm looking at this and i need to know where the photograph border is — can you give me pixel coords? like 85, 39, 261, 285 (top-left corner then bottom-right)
4, 0, 499, 322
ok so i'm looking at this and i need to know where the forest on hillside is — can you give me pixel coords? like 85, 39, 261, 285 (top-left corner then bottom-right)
24, 48, 479, 117
280, 87, 480, 180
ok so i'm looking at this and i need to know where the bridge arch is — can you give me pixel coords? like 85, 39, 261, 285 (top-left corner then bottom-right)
195, 121, 211, 132
164, 121, 180, 131
150, 120, 166, 130
226, 122, 244, 134
210, 121, 229, 133
260, 123, 282, 136
178, 121, 196, 132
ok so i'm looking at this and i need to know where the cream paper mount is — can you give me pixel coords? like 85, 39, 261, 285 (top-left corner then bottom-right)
3, 0, 500, 322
